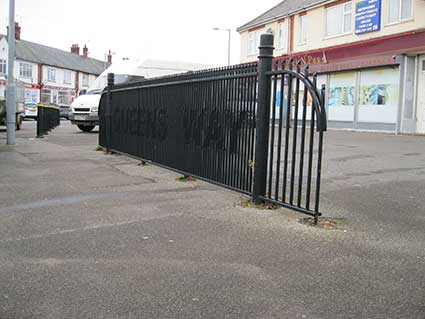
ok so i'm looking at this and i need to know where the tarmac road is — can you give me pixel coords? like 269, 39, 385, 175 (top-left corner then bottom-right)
0, 121, 424, 319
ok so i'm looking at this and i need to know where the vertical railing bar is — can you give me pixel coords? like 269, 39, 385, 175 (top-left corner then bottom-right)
208, 78, 216, 180
235, 70, 244, 190
314, 84, 326, 223
289, 61, 301, 205
241, 71, 249, 191
230, 73, 238, 188
244, 72, 252, 192
214, 77, 221, 182
217, 76, 225, 185
223, 71, 233, 185
274, 60, 286, 200
305, 74, 317, 211
203, 79, 209, 179
282, 59, 293, 202
267, 61, 278, 198
248, 75, 258, 192
315, 131, 324, 215
297, 65, 310, 207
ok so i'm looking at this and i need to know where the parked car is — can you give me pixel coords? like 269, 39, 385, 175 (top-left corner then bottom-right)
23, 102, 38, 120
0, 79, 25, 130
58, 104, 71, 119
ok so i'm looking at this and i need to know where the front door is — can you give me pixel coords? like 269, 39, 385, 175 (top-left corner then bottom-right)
417, 55, 425, 134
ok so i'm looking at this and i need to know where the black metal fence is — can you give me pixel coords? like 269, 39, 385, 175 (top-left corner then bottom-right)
36, 104, 60, 138
99, 63, 258, 193
99, 34, 327, 221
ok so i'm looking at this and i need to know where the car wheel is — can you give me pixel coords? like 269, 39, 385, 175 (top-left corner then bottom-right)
78, 125, 95, 132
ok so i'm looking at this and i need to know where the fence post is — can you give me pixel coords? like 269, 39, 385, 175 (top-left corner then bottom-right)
36, 105, 44, 138
253, 33, 274, 204
106, 73, 114, 153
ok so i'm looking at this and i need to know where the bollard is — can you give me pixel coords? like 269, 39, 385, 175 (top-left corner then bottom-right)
252, 33, 274, 204
106, 73, 115, 153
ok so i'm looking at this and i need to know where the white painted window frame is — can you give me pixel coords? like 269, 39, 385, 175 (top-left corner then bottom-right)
324, 1, 353, 38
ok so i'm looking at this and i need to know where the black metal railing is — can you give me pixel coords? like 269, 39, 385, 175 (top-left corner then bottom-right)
99, 34, 327, 221
36, 104, 60, 138
100, 63, 258, 194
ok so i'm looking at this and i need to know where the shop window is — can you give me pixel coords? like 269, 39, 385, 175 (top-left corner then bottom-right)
328, 72, 356, 121
358, 68, 399, 124
64, 70, 72, 84
247, 28, 266, 55
82, 74, 89, 87
0, 59, 6, 75
41, 89, 51, 103
52, 91, 58, 104
299, 15, 307, 44
58, 91, 70, 105
277, 21, 288, 50
325, 2, 352, 37
47, 67, 56, 82
19, 62, 32, 78
388, 0, 412, 24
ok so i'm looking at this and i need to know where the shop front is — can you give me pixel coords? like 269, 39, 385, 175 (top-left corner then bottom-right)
40, 86, 76, 106
275, 29, 425, 134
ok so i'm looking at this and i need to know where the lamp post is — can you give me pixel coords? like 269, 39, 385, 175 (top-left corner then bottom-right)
213, 27, 231, 66
6, 0, 15, 145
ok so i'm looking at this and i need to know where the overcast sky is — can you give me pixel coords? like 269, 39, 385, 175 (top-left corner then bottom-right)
0, 0, 280, 66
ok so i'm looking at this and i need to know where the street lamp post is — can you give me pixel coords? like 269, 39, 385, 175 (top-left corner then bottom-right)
6, 0, 16, 145
213, 27, 231, 66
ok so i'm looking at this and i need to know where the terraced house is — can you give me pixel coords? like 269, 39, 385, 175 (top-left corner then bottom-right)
0, 23, 110, 106
238, 0, 425, 134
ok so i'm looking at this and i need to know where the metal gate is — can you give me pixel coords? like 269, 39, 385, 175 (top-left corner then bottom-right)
253, 34, 327, 223
99, 34, 327, 221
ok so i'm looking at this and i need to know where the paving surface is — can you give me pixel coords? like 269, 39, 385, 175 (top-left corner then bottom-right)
0, 121, 424, 319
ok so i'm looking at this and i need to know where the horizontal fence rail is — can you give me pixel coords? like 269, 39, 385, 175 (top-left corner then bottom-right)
99, 63, 258, 194
36, 104, 60, 138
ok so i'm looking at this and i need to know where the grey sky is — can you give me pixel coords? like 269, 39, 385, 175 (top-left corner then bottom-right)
0, 0, 279, 66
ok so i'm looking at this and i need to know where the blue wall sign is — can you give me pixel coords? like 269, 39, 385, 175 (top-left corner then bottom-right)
355, 0, 381, 35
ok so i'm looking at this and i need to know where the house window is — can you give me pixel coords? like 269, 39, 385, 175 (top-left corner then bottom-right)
299, 15, 307, 44
19, 62, 32, 78
325, 2, 352, 37
248, 28, 266, 55
47, 67, 56, 82
278, 21, 288, 50
388, 0, 412, 24
82, 74, 89, 87
0, 59, 6, 75
64, 70, 72, 84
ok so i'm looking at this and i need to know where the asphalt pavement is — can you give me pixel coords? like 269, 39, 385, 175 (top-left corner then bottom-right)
0, 121, 424, 319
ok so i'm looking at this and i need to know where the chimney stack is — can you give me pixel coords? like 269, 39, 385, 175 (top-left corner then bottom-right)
14, 22, 21, 40
107, 50, 112, 64
7, 22, 21, 40
71, 44, 80, 55
83, 45, 88, 58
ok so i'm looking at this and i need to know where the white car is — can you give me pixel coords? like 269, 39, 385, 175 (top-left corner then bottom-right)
24, 102, 38, 119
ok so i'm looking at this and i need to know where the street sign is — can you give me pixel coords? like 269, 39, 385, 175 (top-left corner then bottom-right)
355, 0, 381, 35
